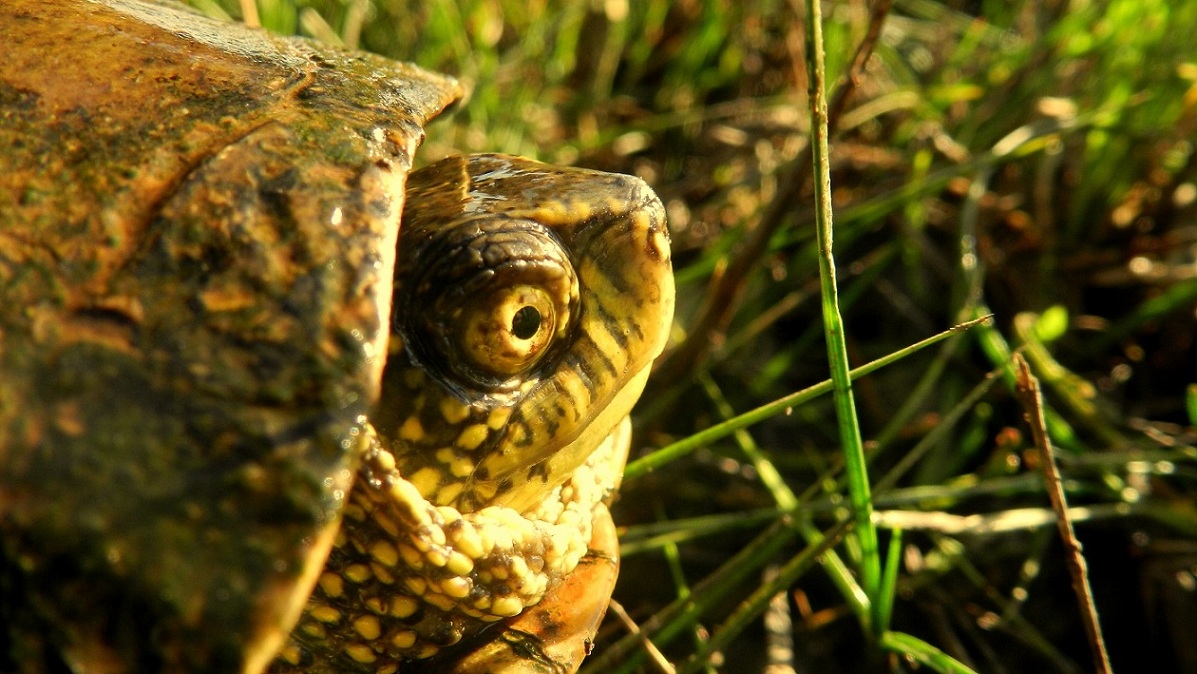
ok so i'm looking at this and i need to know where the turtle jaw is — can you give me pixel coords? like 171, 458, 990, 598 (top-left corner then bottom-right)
494, 361, 651, 514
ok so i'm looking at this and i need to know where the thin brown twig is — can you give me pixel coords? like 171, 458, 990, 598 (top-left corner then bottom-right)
606, 599, 676, 674
1013, 354, 1113, 674
652, 0, 893, 387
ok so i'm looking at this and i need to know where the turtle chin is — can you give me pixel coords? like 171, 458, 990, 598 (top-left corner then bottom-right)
493, 365, 649, 514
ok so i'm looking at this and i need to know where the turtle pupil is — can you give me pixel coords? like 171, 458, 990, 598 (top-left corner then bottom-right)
511, 306, 542, 340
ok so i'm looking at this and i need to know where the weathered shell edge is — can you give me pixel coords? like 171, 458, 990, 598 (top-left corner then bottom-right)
0, 1, 461, 671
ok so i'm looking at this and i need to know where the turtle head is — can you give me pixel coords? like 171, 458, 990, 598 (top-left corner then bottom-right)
376, 154, 674, 513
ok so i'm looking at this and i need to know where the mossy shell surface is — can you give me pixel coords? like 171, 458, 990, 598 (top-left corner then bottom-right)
0, 1, 460, 670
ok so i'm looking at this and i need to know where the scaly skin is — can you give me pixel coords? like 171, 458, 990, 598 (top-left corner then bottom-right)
275, 155, 674, 672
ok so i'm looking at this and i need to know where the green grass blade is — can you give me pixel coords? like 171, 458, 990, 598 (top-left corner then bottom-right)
880, 631, 978, 673
585, 517, 803, 674
674, 521, 851, 674
806, 0, 876, 632
877, 528, 903, 633
625, 317, 989, 479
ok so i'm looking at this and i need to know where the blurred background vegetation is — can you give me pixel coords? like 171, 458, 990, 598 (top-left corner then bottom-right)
196, 0, 1197, 671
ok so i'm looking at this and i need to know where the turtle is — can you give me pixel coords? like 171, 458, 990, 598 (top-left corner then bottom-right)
0, 1, 675, 673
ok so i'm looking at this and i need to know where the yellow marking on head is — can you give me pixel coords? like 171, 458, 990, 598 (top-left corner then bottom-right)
373, 511, 399, 538
471, 480, 499, 503
542, 544, 564, 567
391, 630, 418, 649
439, 396, 471, 424
509, 422, 530, 447
310, 604, 341, 624
447, 550, 475, 576
415, 643, 442, 658
345, 644, 377, 664
342, 503, 366, 522
398, 416, 425, 441
353, 615, 382, 641
579, 258, 632, 319
435, 480, 464, 505
364, 597, 385, 614
409, 466, 442, 498
572, 198, 593, 221
370, 563, 395, 584
424, 592, 458, 612
318, 572, 343, 598
425, 547, 449, 568
555, 369, 592, 417
585, 322, 628, 374
343, 564, 372, 583
526, 573, 548, 598
436, 505, 462, 524
526, 201, 569, 226
301, 622, 326, 639
388, 478, 427, 511
486, 405, 513, 430
649, 224, 670, 261
450, 524, 485, 561
491, 595, 524, 617
391, 596, 419, 619
398, 543, 423, 569
449, 456, 474, 479
372, 447, 397, 473
371, 541, 399, 567
279, 644, 302, 665
404, 576, 427, 596
456, 423, 490, 450
509, 555, 529, 583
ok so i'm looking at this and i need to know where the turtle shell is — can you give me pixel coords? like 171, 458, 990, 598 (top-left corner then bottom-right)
0, 0, 459, 671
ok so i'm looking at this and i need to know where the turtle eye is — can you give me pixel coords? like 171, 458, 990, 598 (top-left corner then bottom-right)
511, 305, 541, 340
407, 218, 579, 389
458, 284, 559, 378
